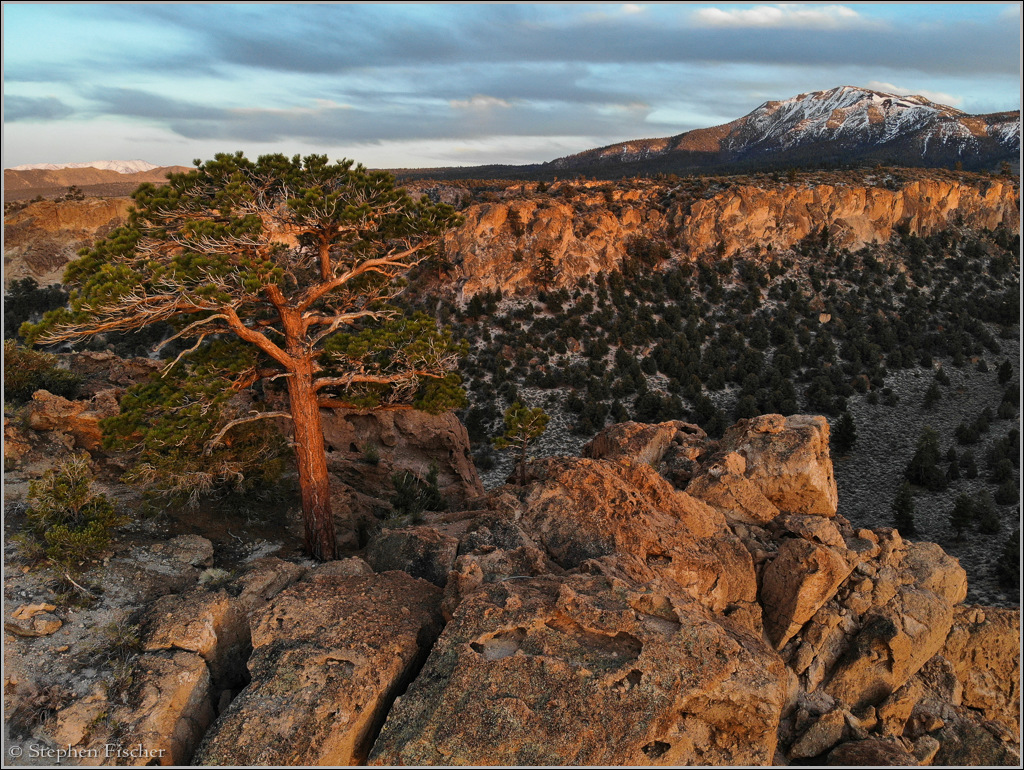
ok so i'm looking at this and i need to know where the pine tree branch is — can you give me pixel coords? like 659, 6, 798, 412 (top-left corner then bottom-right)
204, 411, 293, 454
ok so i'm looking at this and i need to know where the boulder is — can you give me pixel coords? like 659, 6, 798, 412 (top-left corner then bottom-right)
788, 707, 847, 759
194, 571, 443, 766
79, 650, 215, 766
761, 537, 854, 649
27, 388, 119, 451
719, 414, 838, 516
825, 585, 957, 709
685, 451, 781, 526
321, 407, 484, 507
304, 556, 374, 581
369, 574, 787, 766
234, 556, 307, 612
143, 588, 249, 689
515, 457, 757, 614
932, 717, 1022, 767
582, 420, 704, 468
364, 525, 459, 587
825, 737, 918, 766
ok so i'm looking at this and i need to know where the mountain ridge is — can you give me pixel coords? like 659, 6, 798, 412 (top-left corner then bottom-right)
9, 160, 161, 174
395, 85, 1019, 181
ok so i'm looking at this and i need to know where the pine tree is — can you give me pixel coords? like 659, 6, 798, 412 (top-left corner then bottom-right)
975, 491, 1002, 535
997, 359, 1013, 385
995, 526, 1020, 592
905, 426, 947, 491
26, 153, 464, 561
960, 450, 979, 479
494, 402, 549, 484
949, 494, 975, 539
891, 482, 917, 537
922, 381, 942, 410
832, 412, 857, 454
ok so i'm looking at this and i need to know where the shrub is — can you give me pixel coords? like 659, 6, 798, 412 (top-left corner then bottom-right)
994, 480, 1019, 506
390, 464, 446, 519
23, 455, 121, 574
995, 527, 1020, 592
3, 340, 81, 403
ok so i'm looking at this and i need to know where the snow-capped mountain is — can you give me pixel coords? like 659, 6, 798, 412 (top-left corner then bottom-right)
9, 160, 160, 174
551, 86, 1019, 174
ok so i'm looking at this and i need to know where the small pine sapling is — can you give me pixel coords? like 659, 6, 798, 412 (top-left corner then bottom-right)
494, 402, 549, 484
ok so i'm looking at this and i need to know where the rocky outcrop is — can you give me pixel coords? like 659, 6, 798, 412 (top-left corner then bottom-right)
370, 574, 787, 766
515, 457, 757, 615
678, 178, 1019, 260
448, 192, 668, 297
322, 407, 484, 508
364, 526, 459, 587
445, 176, 1019, 297
941, 605, 1020, 734
53, 651, 216, 766
581, 420, 705, 467
717, 414, 838, 516
194, 571, 443, 766
3, 197, 132, 288
27, 388, 120, 451
10, 416, 1019, 767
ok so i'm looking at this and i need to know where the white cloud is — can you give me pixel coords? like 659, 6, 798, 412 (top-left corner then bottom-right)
621, 4, 646, 15
692, 4, 873, 30
449, 95, 512, 110
865, 81, 963, 107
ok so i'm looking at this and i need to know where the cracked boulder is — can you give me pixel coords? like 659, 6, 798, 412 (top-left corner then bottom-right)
193, 571, 442, 766
369, 574, 786, 766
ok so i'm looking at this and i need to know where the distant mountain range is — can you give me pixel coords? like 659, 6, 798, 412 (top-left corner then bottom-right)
4, 164, 192, 202
9, 160, 161, 174
398, 86, 1020, 180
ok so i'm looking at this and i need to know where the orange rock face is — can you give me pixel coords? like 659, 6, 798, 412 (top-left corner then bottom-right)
369, 574, 787, 766
517, 457, 757, 613
678, 179, 1020, 261
942, 605, 1021, 735
27, 388, 119, 451
4, 198, 133, 288
719, 414, 838, 516
446, 178, 1019, 297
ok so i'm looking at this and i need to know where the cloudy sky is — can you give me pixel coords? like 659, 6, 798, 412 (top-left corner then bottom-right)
3, 2, 1020, 169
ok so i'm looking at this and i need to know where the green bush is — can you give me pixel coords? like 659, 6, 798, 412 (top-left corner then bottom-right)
3, 340, 81, 403
23, 455, 121, 573
390, 464, 446, 519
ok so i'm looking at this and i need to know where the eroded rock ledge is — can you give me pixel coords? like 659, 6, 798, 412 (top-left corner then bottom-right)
23, 415, 1020, 766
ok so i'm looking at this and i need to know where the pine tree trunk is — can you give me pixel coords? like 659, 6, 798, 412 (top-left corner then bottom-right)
287, 372, 336, 561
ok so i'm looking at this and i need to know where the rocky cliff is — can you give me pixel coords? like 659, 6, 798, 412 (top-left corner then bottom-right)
446, 174, 1019, 298
3, 198, 133, 288
9, 414, 1017, 766
4, 172, 1017, 302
